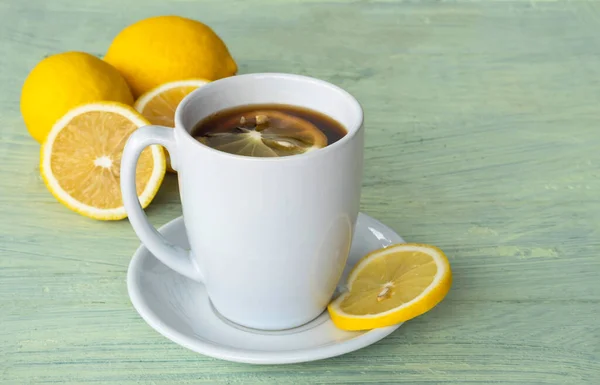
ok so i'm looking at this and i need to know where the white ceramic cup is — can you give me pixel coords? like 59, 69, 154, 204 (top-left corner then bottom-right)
120, 73, 364, 330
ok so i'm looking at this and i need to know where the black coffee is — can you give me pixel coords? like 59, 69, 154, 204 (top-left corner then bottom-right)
191, 104, 347, 157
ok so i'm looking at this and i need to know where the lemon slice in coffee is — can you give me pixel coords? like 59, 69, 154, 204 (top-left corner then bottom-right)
195, 110, 328, 157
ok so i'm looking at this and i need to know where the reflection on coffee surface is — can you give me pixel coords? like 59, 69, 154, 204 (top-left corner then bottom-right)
191, 104, 347, 157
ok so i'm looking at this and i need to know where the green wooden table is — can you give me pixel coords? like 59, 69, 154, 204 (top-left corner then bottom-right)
1, 0, 599, 383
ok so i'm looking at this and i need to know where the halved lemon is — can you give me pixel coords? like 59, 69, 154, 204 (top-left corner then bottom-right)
195, 110, 328, 157
328, 243, 452, 331
134, 79, 210, 126
134, 79, 210, 172
40, 102, 166, 220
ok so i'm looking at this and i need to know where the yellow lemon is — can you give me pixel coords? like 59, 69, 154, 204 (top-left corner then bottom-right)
20, 51, 134, 143
134, 79, 210, 172
105, 16, 237, 97
40, 102, 166, 220
328, 243, 452, 331
134, 79, 210, 127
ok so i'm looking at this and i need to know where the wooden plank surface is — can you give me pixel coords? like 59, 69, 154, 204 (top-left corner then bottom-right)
1, 0, 599, 383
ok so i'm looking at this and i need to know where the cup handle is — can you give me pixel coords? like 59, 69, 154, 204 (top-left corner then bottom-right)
120, 125, 203, 282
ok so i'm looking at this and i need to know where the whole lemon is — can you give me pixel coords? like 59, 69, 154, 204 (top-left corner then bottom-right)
104, 16, 237, 97
20, 51, 134, 143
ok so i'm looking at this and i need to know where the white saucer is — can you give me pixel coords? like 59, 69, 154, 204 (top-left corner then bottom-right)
127, 212, 405, 364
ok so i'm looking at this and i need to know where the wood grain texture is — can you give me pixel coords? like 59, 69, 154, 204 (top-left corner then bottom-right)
1, 0, 599, 383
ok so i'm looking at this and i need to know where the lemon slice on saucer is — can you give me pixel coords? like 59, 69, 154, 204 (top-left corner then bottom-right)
195, 110, 328, 157
134, 79, 210, 172
328, 243, 452, 331
40, 102, 166, 220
